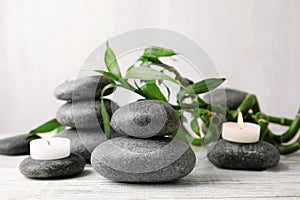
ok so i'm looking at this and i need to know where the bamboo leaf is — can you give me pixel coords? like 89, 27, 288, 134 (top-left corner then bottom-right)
184, 78, 225, 94
29, 119, 64, 135
191, 137, 204, 145
196, 96, 208, 107
142, 46, 177, 61
125, 67, 179, 85
140, 82, 167, 102
95, 70, 119, 81
100, 83, 120, 139
190, 118, 201, 136
56, 125, 66, 133
101, 98, 111, 139
105, 42, 122, 79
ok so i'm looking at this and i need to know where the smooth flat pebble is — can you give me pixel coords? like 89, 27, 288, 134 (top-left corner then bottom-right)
203, 88, 248, 109
56, 99, 119, 129
207, 139, 280, 170
110, 100, 180, 138
57, 128, 120, 163
19, 153, 86, 179
91, 136, 196, 182
54, 75, 114, 101
0, 134, 39, 155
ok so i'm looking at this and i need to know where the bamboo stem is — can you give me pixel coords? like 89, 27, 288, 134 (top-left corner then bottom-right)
271, 109, 300, 143
236, 94, 258, 117
276, 141, 300, 155
268, 115, 294, 126
254, 112, 270, 140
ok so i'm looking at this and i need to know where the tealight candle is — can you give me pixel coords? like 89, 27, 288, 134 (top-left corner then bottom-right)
30, 137, 70, 160
222, 111, 260, 143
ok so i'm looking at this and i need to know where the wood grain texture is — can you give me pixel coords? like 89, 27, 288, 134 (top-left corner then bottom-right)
0, 134, 300, 200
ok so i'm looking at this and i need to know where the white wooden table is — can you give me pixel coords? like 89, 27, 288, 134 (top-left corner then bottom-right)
1, 134, 300, 200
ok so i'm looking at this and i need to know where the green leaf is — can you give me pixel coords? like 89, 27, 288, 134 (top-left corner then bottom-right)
142, 46, 177, 61
100, 83, 120, 139
190, 118, 200, 136
139, 82, 167, 102
105, 42, 122, 79
101, 98, 111, 139
184, 78, 225, 94
56, 125, 66, 133
190, 108, 201, 136
199, 108, 211, 126
196, 96, 208, 107
95, 70, 119, 81
29, 119, 64, 135
125, 67, 179, 85
191, 137, 204, 145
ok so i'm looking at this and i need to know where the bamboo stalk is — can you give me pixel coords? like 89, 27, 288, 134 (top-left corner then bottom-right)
236, 94, 258, 117
276, 141, 300, 155
268, 115, 294, 126
254, 112, 269, 140
271, 109, 300, 143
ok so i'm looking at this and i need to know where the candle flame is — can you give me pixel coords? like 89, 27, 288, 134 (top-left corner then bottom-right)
237, 111, 244, 129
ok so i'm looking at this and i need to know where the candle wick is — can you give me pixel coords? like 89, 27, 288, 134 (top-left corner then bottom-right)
46, 140, 50, 145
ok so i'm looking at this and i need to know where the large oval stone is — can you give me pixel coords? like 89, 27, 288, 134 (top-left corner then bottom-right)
0, 134, 39, 155
19, 154, 86, 179
56, 100, 119, 129
91, 136, 196, 182
57, 128, 120, 163
207, 139, 280, 170
110, 100, 180, 138
203, 88, 248, 109
54, 75, 114, 101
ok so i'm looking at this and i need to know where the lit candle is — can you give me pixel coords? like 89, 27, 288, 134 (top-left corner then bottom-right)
30, 137, 70, 160
222, 111, 260, 143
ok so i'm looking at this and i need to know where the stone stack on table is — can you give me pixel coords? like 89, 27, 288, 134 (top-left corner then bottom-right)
54, 75, 120, 163
91, 100, 196, 182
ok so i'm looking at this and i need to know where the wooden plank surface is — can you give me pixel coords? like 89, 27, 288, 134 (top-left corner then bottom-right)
0, 134, 300, 200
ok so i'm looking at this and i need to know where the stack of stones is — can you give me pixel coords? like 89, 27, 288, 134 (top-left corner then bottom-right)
54, 75, 120, 163
91, 100, 196, 183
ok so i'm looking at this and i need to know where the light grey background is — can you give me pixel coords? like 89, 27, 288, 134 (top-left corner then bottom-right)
0, 0, 299, 135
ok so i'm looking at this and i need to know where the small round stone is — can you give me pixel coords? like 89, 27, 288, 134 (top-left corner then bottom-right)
0, 134, 39, 155
57, 128, 120, 163
56, 100, 119, 129
91, 136, 196, 182
54, 75, 115, 101
207, 139, 280, 170
203, 88, 248, 109
19, 154, 86, 179
110, 100, 180, 138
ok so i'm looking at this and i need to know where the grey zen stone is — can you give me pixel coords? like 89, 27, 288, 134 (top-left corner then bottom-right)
19, 153, 86, 179
203, 88, 248, 109
207, 139, 280, 170
57, 128, 120, 163
56, 99, 119, 129
110, 100, 180, 138
91, 136, 196, 182
54, 75, 114, 101
0, 134, 39, 155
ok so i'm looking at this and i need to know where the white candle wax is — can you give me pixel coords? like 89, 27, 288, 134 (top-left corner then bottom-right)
30, 138, 70, 160
222, 122, 260, 143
